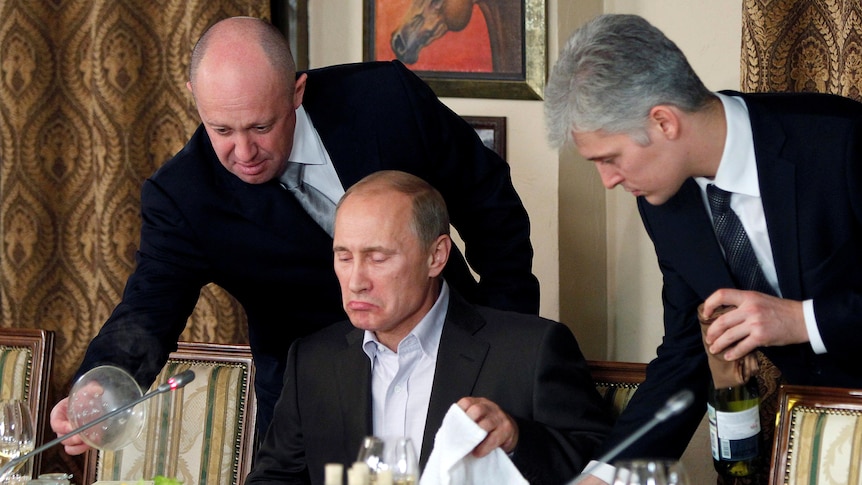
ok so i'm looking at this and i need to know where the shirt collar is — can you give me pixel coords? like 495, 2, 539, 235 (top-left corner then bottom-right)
362, 281, 449, 360
287, 105, 325, 167
696, 93, 759, 197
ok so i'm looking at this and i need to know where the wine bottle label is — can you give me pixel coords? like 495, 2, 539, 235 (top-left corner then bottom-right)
708, 404, 760, 460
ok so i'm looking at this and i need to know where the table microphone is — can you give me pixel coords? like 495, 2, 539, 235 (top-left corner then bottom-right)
566, 388, 695, 485
0, 369, 196, 480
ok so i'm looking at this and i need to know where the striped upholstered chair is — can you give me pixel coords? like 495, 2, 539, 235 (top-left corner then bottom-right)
0, 327, 54, 476
769, 384, 862, 485
84, 341, 257, 485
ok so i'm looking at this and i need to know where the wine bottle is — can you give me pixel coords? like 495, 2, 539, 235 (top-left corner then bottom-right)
707, 377, 761, 478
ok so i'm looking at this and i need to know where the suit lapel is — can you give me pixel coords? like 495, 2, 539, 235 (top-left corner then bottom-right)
337, 327, 373, 456
419, 294, 489, 467
745, 97, 802, 299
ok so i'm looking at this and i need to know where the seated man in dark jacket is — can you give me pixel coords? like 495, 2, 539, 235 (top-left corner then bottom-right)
245, 170, 612, 485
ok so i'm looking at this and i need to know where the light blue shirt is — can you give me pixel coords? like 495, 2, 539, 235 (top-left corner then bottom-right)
279, 105, 345, 205
362, 281, 449, 453
695, 93, 825, 354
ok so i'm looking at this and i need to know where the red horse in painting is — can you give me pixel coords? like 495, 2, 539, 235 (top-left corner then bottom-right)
390, 0, 522, 73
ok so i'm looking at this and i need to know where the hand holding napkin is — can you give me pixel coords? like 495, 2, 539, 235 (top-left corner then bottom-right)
419, 404, 528, 485
698, 304, 759, 388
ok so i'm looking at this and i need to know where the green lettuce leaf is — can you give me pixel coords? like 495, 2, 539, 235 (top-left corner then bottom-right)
152, 476, 182, 485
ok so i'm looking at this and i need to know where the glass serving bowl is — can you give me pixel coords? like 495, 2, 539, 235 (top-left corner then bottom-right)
67, 366, 147, 450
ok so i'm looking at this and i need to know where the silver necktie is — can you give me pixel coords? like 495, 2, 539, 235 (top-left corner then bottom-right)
282, 163, 336, 237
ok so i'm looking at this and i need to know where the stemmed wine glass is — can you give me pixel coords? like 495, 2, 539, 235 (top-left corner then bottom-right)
0, 400, 35, 484
356, 436, 386, 477
612, 460, 689, 485
355, 436, 419, 484
383, 437, 418, 485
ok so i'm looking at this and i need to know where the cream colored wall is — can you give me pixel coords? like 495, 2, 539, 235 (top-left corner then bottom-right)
306, 0, 741, 363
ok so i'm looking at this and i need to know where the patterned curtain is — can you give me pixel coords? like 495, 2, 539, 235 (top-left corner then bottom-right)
0, 0, 268, 476
742, 0, 862, 100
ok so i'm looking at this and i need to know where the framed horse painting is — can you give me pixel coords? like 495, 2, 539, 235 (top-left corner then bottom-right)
362, 0, 546, 100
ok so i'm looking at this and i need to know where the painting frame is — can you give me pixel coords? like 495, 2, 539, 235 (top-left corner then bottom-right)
464, 116, 507, 160
271, 0, 309, 71
362, 0, 546, 100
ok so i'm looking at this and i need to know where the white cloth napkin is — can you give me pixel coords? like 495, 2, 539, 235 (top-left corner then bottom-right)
419, 404, 528, 485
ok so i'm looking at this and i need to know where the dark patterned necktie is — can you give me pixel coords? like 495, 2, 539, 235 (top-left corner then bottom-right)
706, 184, 775, 296
282, 162, 336, 237
707, 184, 782, 485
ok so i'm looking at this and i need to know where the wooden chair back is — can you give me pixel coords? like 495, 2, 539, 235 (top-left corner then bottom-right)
587, 360, 647, 419
0, 327, 54, 476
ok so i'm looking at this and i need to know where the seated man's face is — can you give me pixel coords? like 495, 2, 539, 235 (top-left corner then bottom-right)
332, 189, 441, 348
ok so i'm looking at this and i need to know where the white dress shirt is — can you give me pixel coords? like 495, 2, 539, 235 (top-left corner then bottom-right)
586, 93, 828, 485
363, 281, 449, 453
695, 93, 825, 354
278, 105, 345, 204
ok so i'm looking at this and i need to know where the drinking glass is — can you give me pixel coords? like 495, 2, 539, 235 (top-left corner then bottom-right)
355, 436, 419, 484
383, 437, 418, 485
356, 435, 386, 475
67, 365, 147, 450
0, 400, 35, 484
612, 460, 689, 485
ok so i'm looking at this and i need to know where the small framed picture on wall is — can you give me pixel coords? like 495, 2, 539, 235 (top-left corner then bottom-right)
464, 116, 507, 160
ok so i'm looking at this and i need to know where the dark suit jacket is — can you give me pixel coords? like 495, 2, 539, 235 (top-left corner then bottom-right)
602, 91, 862, 460
76, 61, 539, 433
245, 290, 613, 485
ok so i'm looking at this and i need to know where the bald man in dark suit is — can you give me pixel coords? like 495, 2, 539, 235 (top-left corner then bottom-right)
50, 17, 539, 453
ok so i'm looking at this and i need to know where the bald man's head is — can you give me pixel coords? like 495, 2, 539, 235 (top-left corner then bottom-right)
185, 16, 307, 185
189, 17, 296, 91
